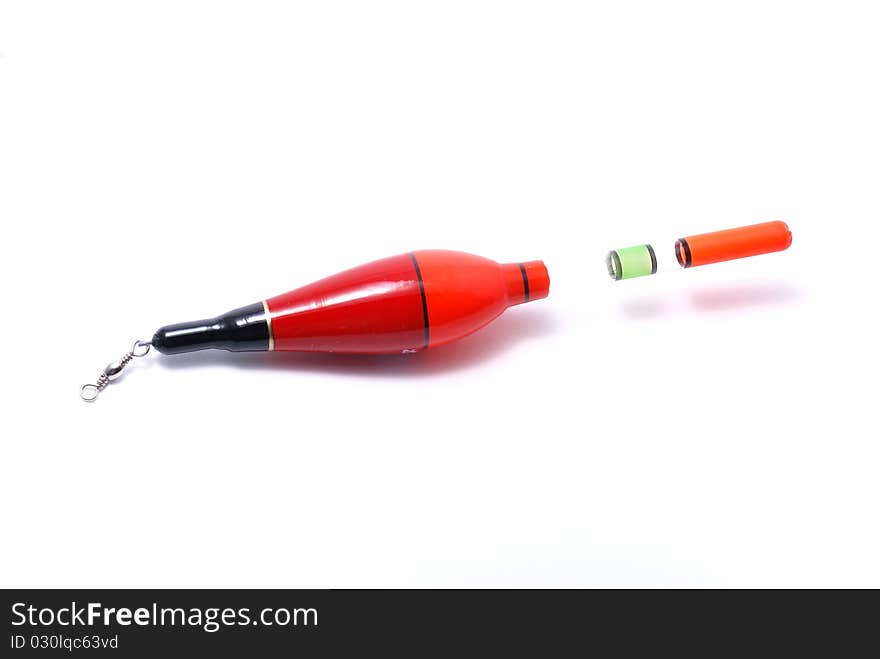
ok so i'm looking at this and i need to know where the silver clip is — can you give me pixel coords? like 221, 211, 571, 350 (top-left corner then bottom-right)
80, 340, 152, 401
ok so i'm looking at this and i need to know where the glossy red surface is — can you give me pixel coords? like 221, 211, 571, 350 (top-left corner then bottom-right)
265, 253, 425, 353
416, 251, 549, 348
264, 250, 549, 354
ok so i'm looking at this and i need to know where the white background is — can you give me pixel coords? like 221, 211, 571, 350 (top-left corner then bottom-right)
1, 1, 878, 587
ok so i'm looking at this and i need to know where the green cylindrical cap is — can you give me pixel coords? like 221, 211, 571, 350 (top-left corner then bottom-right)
606, 244, 657, 280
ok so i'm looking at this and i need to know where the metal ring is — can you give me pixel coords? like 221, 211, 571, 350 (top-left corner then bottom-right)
132, 340, 151, 358
80, 384, 99, 402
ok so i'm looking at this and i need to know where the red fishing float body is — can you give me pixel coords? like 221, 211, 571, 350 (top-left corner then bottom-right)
151, 251, 550, 356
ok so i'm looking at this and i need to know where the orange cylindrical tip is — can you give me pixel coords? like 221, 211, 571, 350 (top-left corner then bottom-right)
676, 221, 792, 268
